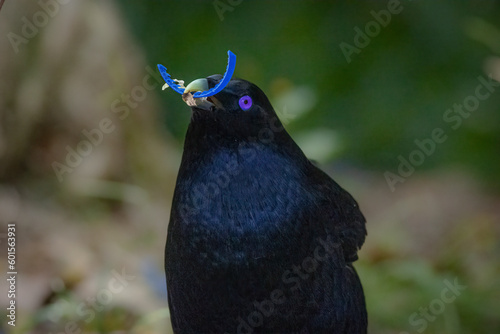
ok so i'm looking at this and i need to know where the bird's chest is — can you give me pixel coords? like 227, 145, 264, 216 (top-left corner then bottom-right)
170, 147, 310, 265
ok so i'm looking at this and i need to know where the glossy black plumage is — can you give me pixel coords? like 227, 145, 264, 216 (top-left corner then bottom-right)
165, 75, 367, 333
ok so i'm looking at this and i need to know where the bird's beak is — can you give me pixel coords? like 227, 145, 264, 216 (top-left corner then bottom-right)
184, 78, 209, 94
182, 78, 218, 111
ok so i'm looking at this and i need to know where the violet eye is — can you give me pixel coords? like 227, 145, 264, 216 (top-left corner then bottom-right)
238, 95, 252, 111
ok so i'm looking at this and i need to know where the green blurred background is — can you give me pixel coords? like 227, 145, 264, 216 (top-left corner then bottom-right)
0, 0, 499, 333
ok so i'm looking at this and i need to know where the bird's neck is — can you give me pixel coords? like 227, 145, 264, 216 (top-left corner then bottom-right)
181, 116, 305, 165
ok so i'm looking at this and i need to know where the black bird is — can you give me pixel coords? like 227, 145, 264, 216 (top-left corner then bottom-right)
165, 75, 367, 334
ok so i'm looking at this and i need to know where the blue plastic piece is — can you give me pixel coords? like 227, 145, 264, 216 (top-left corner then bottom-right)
157, 64, 185, 95
157, 50, 236, 98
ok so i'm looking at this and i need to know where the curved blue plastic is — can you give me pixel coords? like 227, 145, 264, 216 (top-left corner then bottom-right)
157, 50, 236, 98
193, 51, 236, 98
157, 64, 185, 94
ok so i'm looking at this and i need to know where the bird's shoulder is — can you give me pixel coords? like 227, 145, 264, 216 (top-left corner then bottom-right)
303, 161, 367, 262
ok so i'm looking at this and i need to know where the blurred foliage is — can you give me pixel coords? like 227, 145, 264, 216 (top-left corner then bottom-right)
1, 1, 499, 334
117, 0, 500, 189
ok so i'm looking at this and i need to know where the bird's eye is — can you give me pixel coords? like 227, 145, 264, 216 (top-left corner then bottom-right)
238, 95, 253, 111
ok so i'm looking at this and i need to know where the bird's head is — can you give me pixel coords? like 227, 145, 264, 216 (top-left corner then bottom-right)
181, 75, 286, 144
